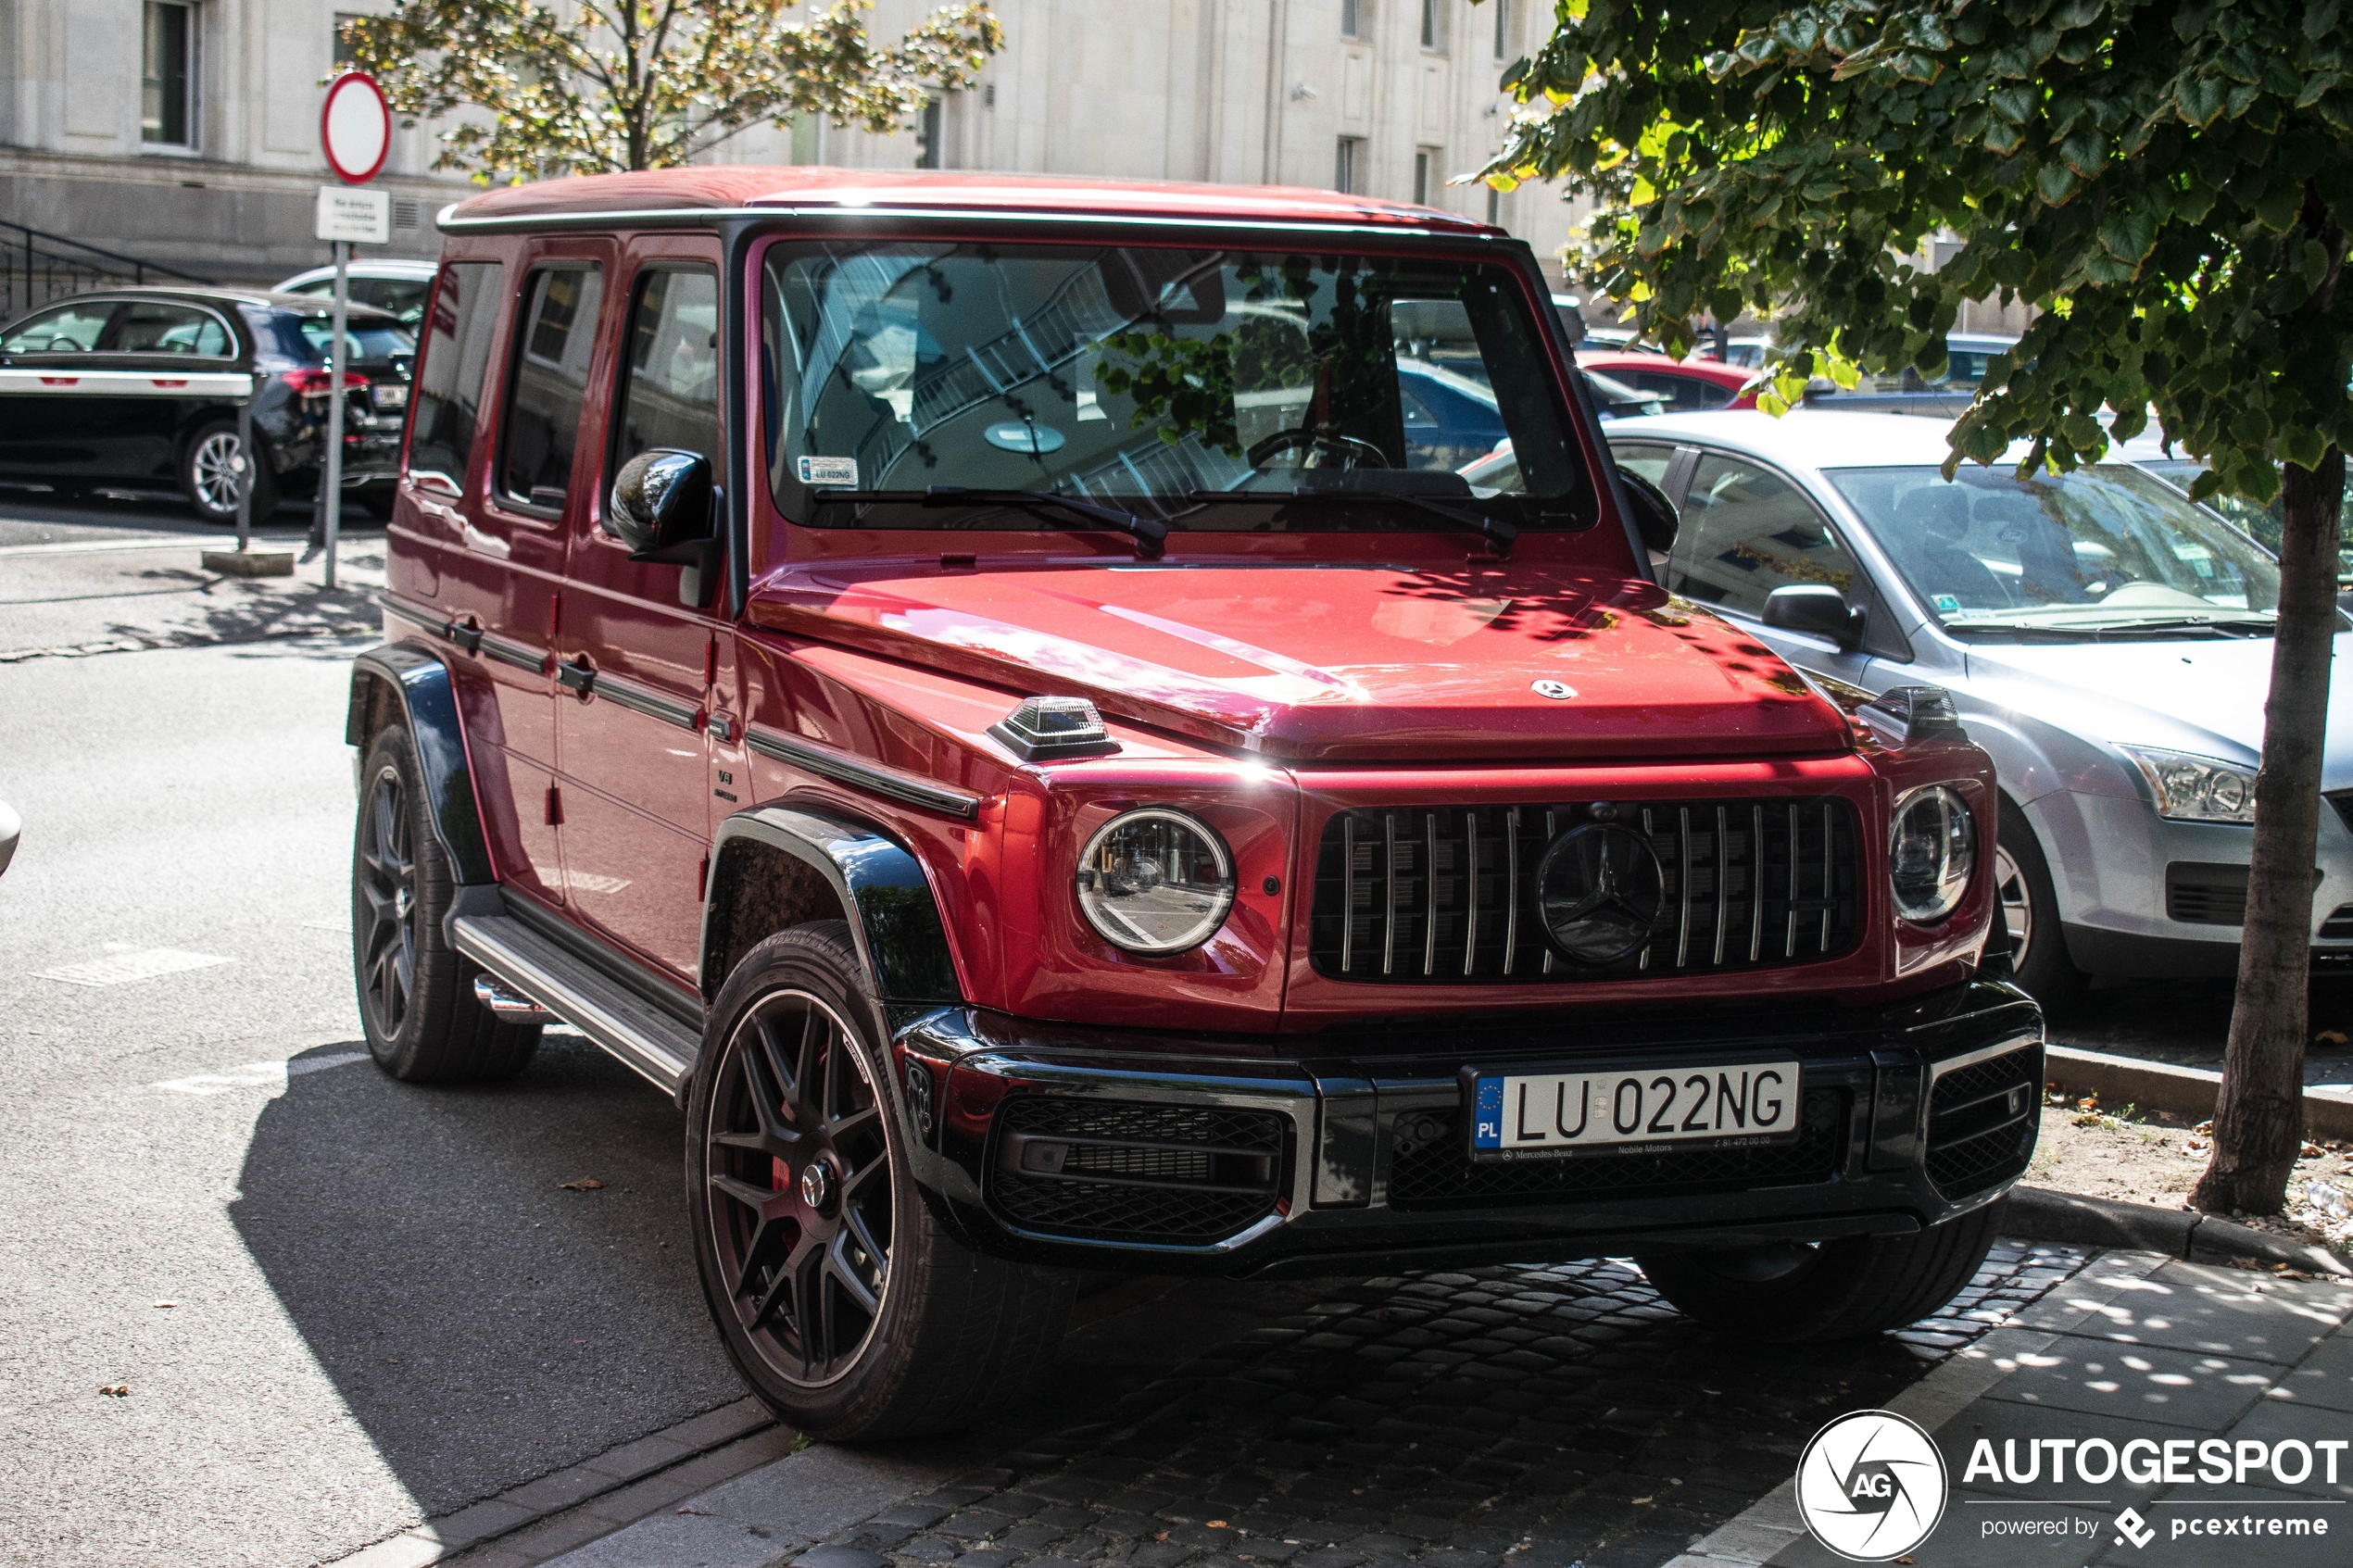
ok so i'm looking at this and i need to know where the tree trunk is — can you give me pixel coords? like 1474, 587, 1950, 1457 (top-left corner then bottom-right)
2193, 443, 2345, 1213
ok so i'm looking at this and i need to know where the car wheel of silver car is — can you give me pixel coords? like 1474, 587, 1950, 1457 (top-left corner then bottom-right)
182, 418, 281, 526
352, 723, 542, 1082
1634, 1198, 2004, 1342
689, 922, 1075, 1442
1994, 798, 2086, 1011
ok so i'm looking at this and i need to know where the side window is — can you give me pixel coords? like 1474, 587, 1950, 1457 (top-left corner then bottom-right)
611, 268, 720, 471
407, 261, 504, 495
498, 265, 604, 513
1629, 371, 1731, 412
108, 302, 231, 357
1612, 442, 1679, 490
2, 301, 119, 354
1668, 453, 1861, 619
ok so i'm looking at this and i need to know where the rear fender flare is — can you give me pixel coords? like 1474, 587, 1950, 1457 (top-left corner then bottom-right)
699, 805, 962, 1009
346, 642, 496, 886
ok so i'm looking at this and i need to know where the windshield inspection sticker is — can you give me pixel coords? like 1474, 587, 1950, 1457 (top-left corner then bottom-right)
797, 456, 858, 487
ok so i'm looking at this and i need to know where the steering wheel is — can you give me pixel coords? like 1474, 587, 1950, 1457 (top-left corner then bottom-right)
1245, 429, 1390, 471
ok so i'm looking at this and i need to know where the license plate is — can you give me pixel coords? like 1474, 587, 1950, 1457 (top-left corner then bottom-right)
1469, 1060, 1803, 1160
373, 383, 409, 409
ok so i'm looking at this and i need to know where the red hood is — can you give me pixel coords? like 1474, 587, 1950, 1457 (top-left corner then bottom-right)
747, 560, 1854, 763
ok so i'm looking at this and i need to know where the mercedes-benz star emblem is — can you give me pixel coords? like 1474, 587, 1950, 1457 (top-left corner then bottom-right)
1534, 822, 1666, 964
1530, 679, 1578, 699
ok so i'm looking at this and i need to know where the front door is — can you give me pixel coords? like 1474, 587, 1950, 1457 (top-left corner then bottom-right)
552, 247, 725, 983
0, 297, 131, 480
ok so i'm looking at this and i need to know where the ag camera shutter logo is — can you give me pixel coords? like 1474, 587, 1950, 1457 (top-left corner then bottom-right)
1794, 1409, 1948, 1562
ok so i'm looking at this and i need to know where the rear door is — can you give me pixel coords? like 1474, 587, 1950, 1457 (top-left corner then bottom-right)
551, 241, 725, 983
404, 253, 570, 909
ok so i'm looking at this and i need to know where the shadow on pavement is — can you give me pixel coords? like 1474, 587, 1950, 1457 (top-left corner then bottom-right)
230, 1035, 747, 1516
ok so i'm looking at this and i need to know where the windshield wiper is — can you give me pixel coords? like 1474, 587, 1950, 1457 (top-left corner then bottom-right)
1183, 488, 1518, 557
1945, 615, 2276, 640
809, 486, 1167, 557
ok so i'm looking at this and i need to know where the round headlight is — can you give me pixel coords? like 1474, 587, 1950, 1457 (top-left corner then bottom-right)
1889, 786, 1976, 924
1075, 809, 1236, 955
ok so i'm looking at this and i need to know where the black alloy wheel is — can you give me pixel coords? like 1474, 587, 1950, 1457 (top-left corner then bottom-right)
349, 723, 540, 1082
704, 987, 893, 1386
356, 759, 418, 1039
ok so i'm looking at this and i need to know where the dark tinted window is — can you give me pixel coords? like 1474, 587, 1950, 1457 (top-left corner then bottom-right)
408, 262, 504, 493
499, 266, 602, 512
294, 316, 413, 361
1622, 370, 1732, 412
107, 301, 231, 356
612, 269, 720, 470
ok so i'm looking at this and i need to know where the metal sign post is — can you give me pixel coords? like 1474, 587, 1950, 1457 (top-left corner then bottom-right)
316, 71, 392, 593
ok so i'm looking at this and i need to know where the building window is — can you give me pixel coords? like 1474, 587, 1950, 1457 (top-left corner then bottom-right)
1341, 0, 1363, 40
142, 1, 195, 147
334, 12, 367, 69
1414, 149, 1438, 206
1492, 0, 1511, 60
915, 94, 945, 168
1335, 137, 1365, 194
1420, 0, 1441, 52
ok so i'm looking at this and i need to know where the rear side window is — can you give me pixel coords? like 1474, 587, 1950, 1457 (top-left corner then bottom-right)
612, 268, 720, 470
3, 300, 120, 353
107, 302, 232, 357
1668, 453, 1861, 619
499, 266, 603, 512
408, 262, 504, 494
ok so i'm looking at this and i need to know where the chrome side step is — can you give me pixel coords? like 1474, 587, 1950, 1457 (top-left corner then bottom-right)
452, 913, 699, 1098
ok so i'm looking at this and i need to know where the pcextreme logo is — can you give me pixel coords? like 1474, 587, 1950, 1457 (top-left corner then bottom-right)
1794, 1410, 1949, 1562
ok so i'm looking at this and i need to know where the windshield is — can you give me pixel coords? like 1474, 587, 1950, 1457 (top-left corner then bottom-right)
1824, 463, 2281, 633
761, 241, 1592, 533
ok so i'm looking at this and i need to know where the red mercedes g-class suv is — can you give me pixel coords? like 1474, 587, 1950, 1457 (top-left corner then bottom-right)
346, 168, 2038, 1442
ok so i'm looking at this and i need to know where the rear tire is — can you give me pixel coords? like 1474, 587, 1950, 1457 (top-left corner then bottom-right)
1635, 1198, 2003, 1342
1995, 799, 2086, 1012
352, 723, 541, 1082
688, 922, 1074, 1441
182, 419, 282, 526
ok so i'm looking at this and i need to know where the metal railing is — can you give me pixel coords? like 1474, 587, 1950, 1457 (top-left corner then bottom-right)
1, 220, 216, 320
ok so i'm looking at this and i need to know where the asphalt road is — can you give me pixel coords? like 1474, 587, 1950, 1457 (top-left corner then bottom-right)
0, 509, 747, 1564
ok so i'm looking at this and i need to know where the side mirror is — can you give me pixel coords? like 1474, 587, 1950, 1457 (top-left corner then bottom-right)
1763, 583, 1866, 647
608, 448, 716, 559
1617, 466, 1679, 554
609, 448, 720, 607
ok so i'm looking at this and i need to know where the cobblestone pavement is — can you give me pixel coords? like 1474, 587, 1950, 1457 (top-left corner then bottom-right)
508, 1239, 2096, 1568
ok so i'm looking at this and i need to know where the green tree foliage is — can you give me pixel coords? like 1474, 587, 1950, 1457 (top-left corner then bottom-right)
1484, 0, 2352, 1212
338, 0, 1001, 182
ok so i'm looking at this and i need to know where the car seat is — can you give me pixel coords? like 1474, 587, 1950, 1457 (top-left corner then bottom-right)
1896, 485, 2007, 610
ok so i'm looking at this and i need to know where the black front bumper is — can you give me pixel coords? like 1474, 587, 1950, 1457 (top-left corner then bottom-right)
888, 979, 2044, 1277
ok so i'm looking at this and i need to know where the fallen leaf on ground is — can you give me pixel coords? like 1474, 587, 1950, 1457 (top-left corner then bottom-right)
153, 1300, 176, 1309
1630, 1495, 1655, 1505
2319, 1031, 2347, 1045
1208, 1521, 1228, 1529
558, 1178, 606, 1191
98, 1385, 128, 1397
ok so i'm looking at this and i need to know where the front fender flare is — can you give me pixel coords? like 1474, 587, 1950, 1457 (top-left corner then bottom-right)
346, 642, 495, 887
700, 804, 962, 1008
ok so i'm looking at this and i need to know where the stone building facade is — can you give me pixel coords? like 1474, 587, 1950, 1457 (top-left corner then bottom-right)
0, 0, 1578, 297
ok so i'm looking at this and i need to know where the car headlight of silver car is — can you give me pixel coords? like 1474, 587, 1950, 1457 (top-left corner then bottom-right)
1889, 785, 1977, 924
2118, 745, 2259, 824
1075, 809, 1236, 954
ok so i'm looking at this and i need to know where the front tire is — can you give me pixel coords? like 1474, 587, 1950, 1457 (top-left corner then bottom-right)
688, 922, 1074, 1441
1635, 1198, 2003, 1342
1995, 799, 2086, 1011
353, 724, 541, 1082
182, 419, 281, 526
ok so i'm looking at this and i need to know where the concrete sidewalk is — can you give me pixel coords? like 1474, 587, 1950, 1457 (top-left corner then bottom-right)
1674, 1253, 2353, 1567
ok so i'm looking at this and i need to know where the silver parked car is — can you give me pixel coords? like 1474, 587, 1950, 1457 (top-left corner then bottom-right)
1592, 409, 2345, 1007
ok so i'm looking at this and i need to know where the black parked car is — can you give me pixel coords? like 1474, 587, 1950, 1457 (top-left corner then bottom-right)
0, 286, 414, 523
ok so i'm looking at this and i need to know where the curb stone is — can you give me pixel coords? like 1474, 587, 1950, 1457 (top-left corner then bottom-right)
2005, 1183, 2351, 1276
2044, 1043, 2353, 1140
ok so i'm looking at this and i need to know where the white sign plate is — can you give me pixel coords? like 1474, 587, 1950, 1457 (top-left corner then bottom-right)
315, 185, 391, 245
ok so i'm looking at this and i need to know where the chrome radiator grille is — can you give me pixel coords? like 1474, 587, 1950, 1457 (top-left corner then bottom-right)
1306, 798, 1862, 982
